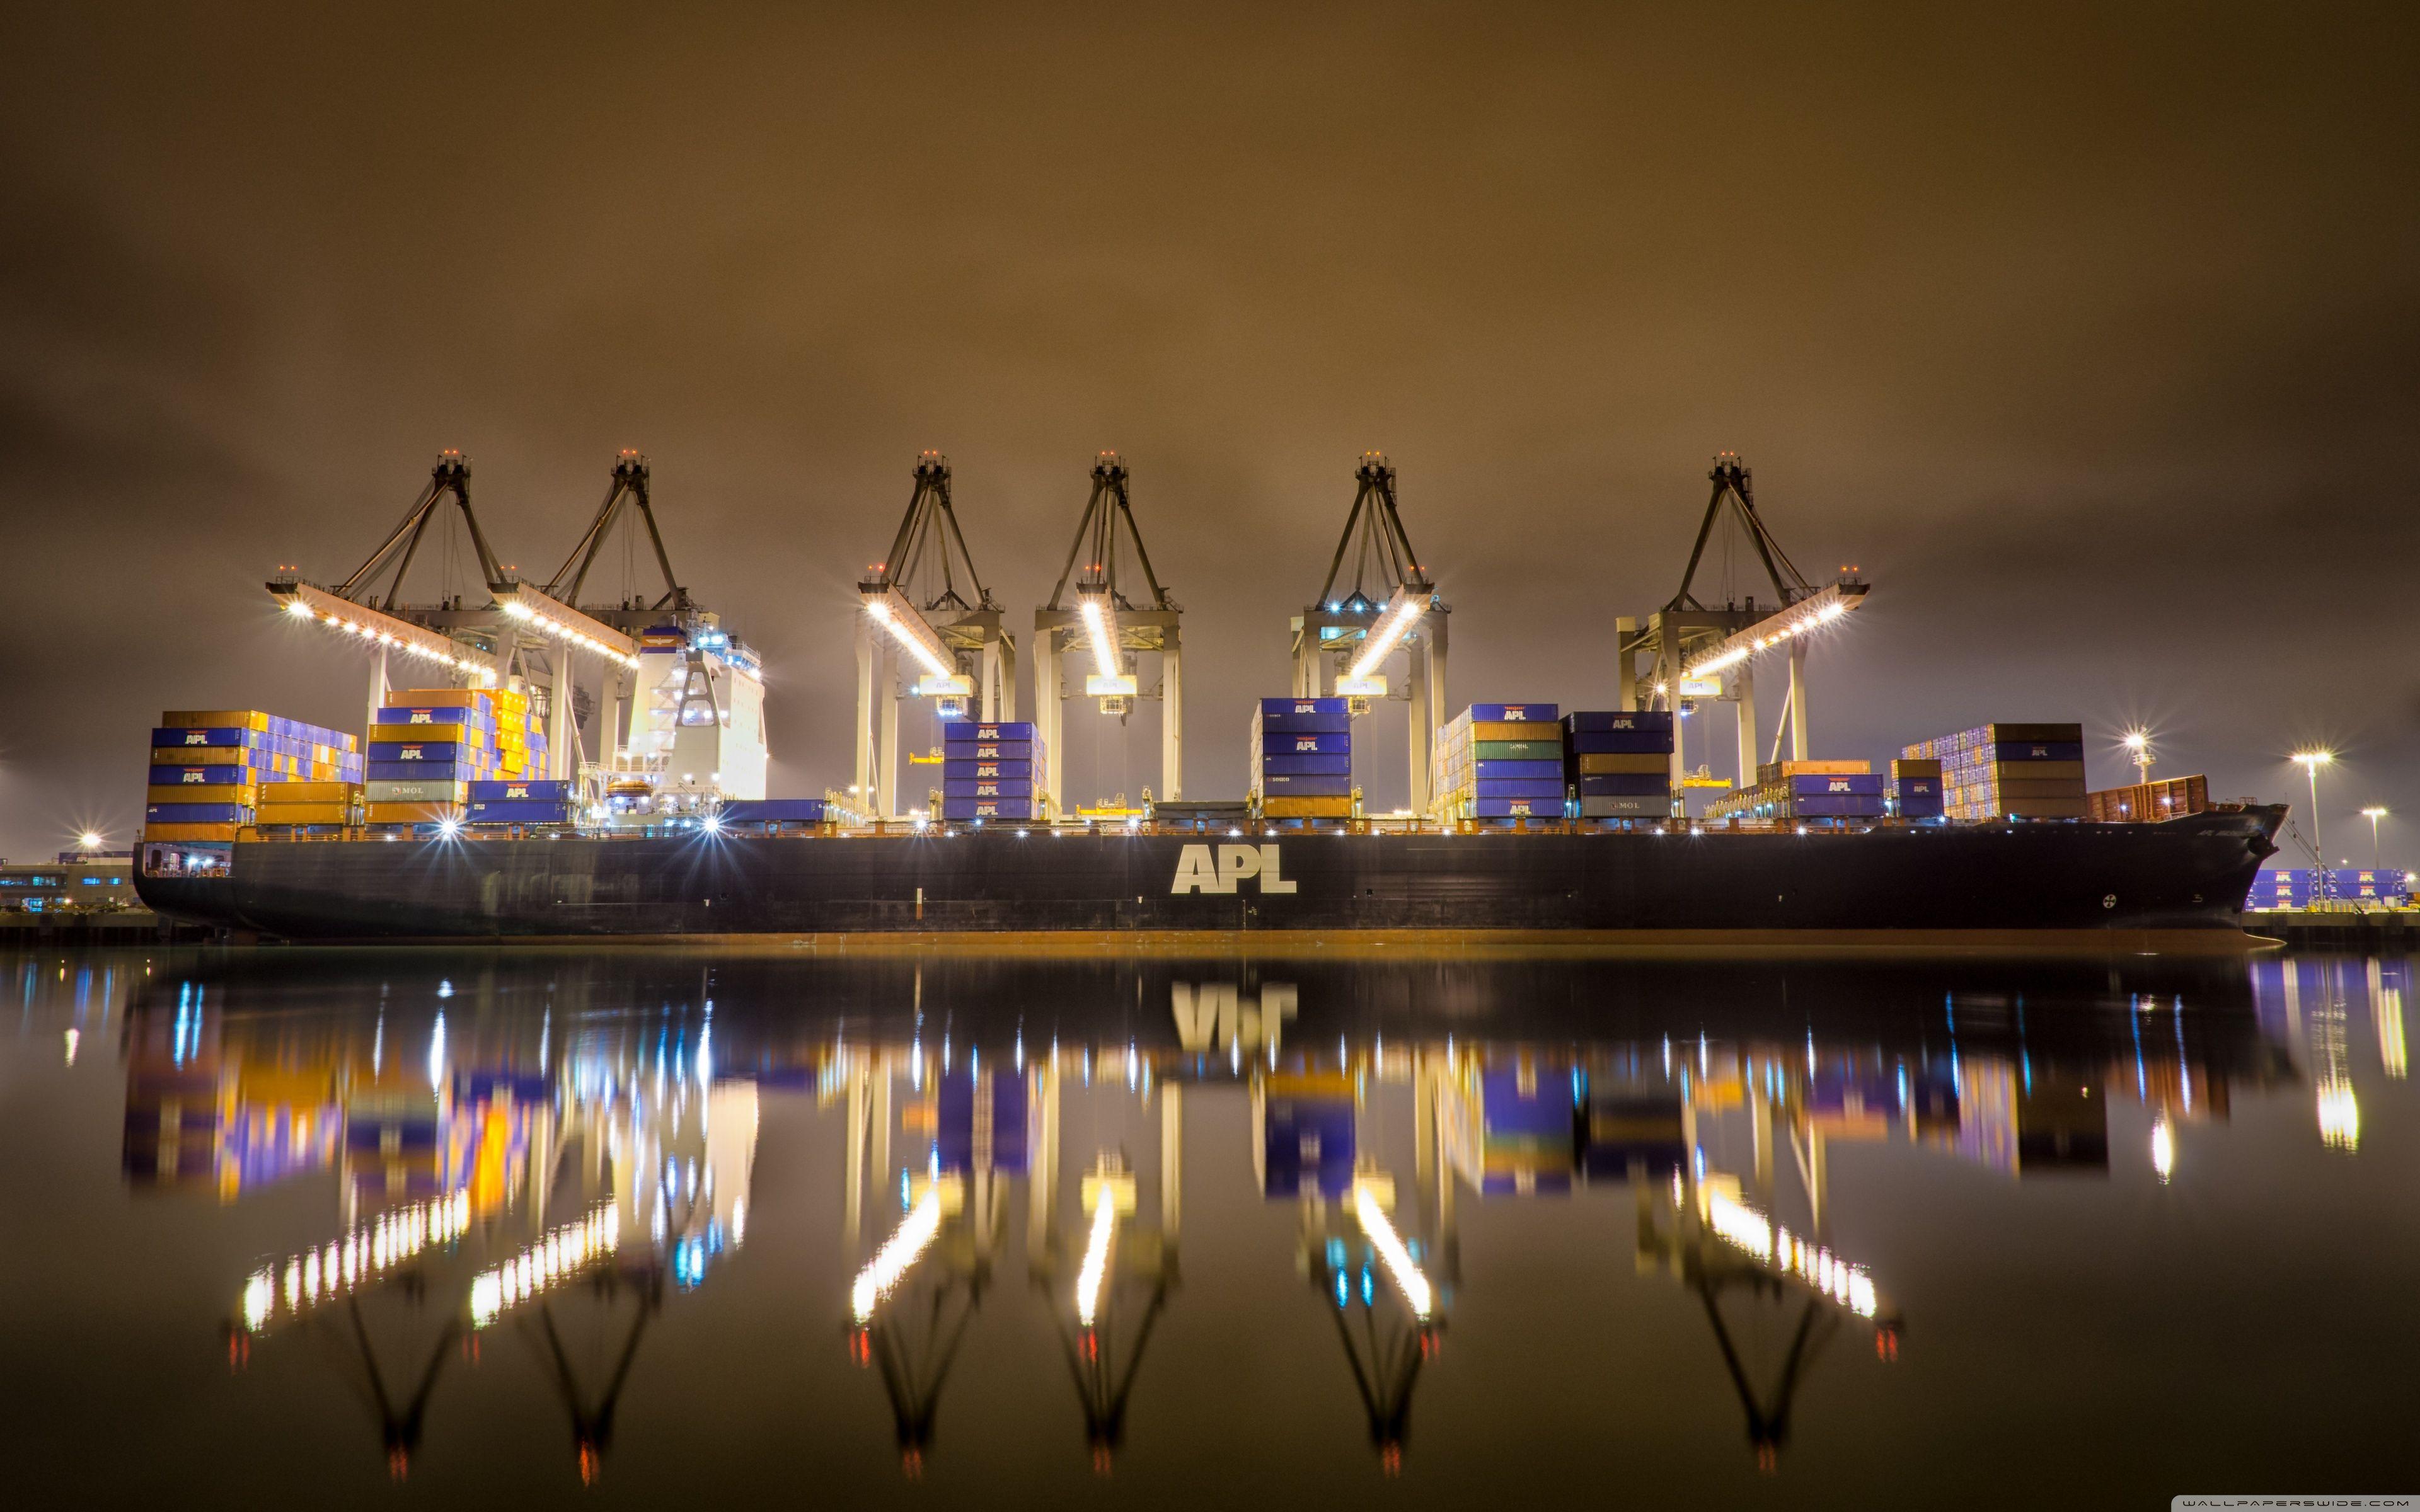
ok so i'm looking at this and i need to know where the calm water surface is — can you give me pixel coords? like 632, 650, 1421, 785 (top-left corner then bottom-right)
2, 945, 2412, 1507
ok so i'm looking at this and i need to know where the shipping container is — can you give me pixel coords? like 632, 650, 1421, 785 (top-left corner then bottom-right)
1571, 752, 1671, 776
1257, 772, 1352, 796
142, 822, 241, 842
1472, 740, 1560, 760
1470, 796, 1558, 818
251, 802, 352, 825
364, 802, 463, 824
146, 803, 250, 824
1469, 703, 1559, 723
161, 710, 270, 731
1565, 730, 1675, 755
1260, 796, 1353, 819
366, 779, 470, 803
2085, 775, 2210, 823
939, 798, 1027, 820
368, 760, 468, 782
147, 765, 254, 786
943, 779, 1035, 799
1565, 710, 1672, 734
1473, 759, 1561, 780
716, 799, 827, 824
467, 779, 573, 801
466, 800, 574, 824
1578, 796, 1666, 817
147, 784, 258, 805
943, 740, 1034, 762
1257, 752, 1352, 776
1574, 774, 1670, 796
940, 721, 1037, 742
1476, 777, 1565, 799
1261, 731, 1352, 755
1254, 697, 1351, 733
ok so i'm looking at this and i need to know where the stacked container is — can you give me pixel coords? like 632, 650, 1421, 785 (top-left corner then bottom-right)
1889, 757, 1944, 820
1434, 703, 1561, 820
1252, 698, 1352, 820
364, 687, 548, 828
1563, 711, 1673, 819
146, 711, 364, 841
2085, 775, 2209, 823
2245, 868, 2412, 908
1901, 723, 2087, 822
1706, 760, 1882, 822
940, 721, 1044, 822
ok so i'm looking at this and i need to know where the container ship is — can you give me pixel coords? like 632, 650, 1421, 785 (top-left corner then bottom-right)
124, 453, 2288, 946
134, 704, 2285, 945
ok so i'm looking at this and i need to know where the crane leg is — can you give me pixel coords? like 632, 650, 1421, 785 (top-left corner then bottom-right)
1788, 643, 1809, 760
878, 646, 901, 820
1735, 663, 1758, 791
1161, 632, 1182, 801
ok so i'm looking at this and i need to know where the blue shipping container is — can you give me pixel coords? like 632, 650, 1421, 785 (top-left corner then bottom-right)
466, 800, 574, 823
943, 779, 1035, 799
943, 740, 1034, 762
941, 798, 1035, 820
1565, 710, 1673, 734
1898, 794, 1945, 818
468, 780, 573, 801
717, 799, 827, 823
1469, 703, 1559, 723
152, 726, 266, 749
1258, 772, 1352, 796
369, 760, 469, 782
1576, 774, 1671, 797
1255, 700, 1352, 733
368, 741, 471, 762
146, 803, 250, 823
940, 721, 1036, 742
1256, 753, 1352, 777
148, 765, 256, 785
1566, 731, 1675, 755
376, 706, 479, 725
1993, 741, 2086, 762
1476, 778, 1565, 799
1790, 774, 1884, 796
1792, 795, 1885, 817
1471, 797, 1558, 818
942, 760, 1032, 782
1474, 759, 1562, 780
1260, 731, 1353, 755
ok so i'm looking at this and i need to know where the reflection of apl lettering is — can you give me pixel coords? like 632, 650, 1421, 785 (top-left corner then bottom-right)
1172, 982, 1298, 1053
1170, 843, 1298, 895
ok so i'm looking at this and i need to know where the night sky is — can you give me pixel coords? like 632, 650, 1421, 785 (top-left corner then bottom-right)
4, 3, 2414, 864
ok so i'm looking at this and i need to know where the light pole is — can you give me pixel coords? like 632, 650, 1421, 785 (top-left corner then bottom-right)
2123, 729, 2153, 785
2361, 806, 2388, 870
2293, 751, 2334, 898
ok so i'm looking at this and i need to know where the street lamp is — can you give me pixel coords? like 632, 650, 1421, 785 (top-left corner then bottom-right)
2123, 729, 2153, 784
2292, 751, 2334, 895
77, 830, 103, 852
2361, 806, 2388, 869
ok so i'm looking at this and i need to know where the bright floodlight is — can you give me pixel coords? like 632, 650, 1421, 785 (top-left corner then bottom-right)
78, 830, 102, 850
2293, 750, 2334, 767
2362, 806, 2388, 819
1349, 587, 1427, 683
2123, 730, 2149, 753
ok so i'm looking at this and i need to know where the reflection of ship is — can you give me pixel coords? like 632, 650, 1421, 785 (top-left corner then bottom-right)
118, 947, 2327, 1480
120, 966, 761, 1484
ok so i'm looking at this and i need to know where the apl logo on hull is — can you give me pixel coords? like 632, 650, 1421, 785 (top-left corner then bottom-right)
1171, 844, 1298, 895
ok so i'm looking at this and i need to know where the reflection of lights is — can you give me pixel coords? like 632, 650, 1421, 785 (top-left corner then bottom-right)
1076, 1189, 1119, 1327
2318, 1081, 2361, 1150
1352, 1177, 1432, 1319
62, 1028, 78, 1066
2150, 1117, 2175, 1183
470, 1205, 619, 1327
853, 1185, 942, 1322
242, 1191, 475, 1333
1703, 1186, 1879, 1319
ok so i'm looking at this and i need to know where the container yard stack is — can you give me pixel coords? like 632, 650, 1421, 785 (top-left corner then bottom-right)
2086, 774, 2210, 823
1890, 758, 1944, 821
1252, 697, 1353, 822
1433, 703, 1561, 822
1902, 723, 2088, 822
1705, 760, 1881, 823
364, 689, 499, 830
940, 721, 1045, 823
1562, 711, 1673, 821
2245, 868, 2412, 909
146, 711, 363, 842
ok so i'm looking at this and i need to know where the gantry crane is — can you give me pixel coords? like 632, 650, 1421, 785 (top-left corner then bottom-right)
857, 452, 1017, 820
1034, 452, 1184, 814
267, 451, 674, 788
540, 452, 766, 803
1289, 454, 1448, 812
1617, 455, 1867, 799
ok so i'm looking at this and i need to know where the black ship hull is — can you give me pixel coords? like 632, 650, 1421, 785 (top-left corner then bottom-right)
135, 808, 2285, 944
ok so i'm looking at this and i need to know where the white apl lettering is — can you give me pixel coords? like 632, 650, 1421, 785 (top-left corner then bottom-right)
1171, 842, 1298, 895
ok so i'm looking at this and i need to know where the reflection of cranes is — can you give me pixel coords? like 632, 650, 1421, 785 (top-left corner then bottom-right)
1300, 1172, 1443, 1475
313, 1288, 460, 1482
521, 1268, 666, 1486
